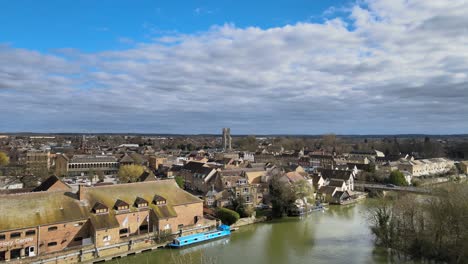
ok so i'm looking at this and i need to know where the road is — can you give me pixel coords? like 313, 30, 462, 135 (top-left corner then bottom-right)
355, 183, 432, 194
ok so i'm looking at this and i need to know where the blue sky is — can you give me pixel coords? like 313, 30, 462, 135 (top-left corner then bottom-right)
1, 0, 468, 134
0, 0, 348, 52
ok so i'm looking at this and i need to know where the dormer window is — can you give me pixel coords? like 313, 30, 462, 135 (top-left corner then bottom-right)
153, 195, 166, 205
92, 202, 108, 214
134, 197, 148, 208
114, 199, 130, 211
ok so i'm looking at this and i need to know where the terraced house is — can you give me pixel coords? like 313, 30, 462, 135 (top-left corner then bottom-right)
0, 180, 204, 262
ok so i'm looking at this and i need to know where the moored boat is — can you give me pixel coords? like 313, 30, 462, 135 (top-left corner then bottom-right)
167, 224, 231, 248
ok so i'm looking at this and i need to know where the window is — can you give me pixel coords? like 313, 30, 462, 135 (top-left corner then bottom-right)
95, 208, 107, 214
48, 226, 58, 232
47, 242, 57, 247
119, 228, 129, 235
246, 196, 251, 202
73, 237, 83, 242
10, 232, 21, 238
103, 235, 111, 242
25, 230, 36, 236
177, 224, 184, 230
0, 235, 5, 241
243, 187, 249, 193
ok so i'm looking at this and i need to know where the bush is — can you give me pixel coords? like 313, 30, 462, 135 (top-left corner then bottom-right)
216, 208, 240, 226
388, 170, 408, 186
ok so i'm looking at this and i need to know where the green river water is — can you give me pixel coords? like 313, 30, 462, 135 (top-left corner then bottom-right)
109, 201, 422, 264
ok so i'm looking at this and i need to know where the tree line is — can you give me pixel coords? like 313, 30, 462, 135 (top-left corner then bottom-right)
367, 183, 468, 263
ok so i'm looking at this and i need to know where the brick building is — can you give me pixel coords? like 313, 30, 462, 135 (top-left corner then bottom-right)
0, 180, 203, 262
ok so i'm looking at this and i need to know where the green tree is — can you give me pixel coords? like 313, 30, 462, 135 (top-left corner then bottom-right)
388, 170, 408, 186
269, 175, 297, 217
293, 179, 314, 206
0, 151, 9, 166
231, 196, 254, 218
175, 176, 185, 189
118, 164, 145, 183
216, 207, 240, 226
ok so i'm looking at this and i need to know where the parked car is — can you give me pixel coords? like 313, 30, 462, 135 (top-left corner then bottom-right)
386, 184, 396, 188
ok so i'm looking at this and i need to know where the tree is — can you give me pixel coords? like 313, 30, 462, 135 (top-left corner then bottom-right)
216, 208, 240, 225
88, 169, 96, 183
235, 136, 257, 152
175, 176, 185, 189
118, 165, 145, 183
96, 170, 105, 182
0, 151, 9, 166
367, 184, 468, 263
269, 175, 297, 217
293, 179, 314, 206
231, 196, 254, 218
388, 170, 408, 186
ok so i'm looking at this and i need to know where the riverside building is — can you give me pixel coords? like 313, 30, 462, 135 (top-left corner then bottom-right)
0, 180, 205, 262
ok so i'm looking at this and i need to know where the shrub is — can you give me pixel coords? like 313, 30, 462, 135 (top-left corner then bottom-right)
216, 208, 240, 226
388, 170, 408, 186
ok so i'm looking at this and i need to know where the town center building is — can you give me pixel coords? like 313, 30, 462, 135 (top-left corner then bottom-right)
0, 180, 204, 262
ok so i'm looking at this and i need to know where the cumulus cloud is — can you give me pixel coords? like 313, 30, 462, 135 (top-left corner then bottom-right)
1, 0, 468, 134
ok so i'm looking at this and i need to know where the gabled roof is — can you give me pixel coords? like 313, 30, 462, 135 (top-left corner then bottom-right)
138, 171, 156, 182
83, 180, 201, 219
284, 172, 306, 183
318, 186, 338, 195
33, 175, 71, 192
328, 179, 346, 188
119, 154, 135, 163
153, 194, 166, 203
182, 161, 206, 173
92, 202, 108, 211
134, 197, 148, 206
114, 199, 129, 209
0, 191, 88, 231
317, 168, 353, 181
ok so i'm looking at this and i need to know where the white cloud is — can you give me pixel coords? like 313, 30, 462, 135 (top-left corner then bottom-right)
1, 0, 468, 134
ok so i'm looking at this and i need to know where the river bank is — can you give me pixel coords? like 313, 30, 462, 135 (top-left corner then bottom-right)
106, 200, 425, 264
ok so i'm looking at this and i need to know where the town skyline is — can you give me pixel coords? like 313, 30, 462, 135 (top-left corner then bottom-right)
2, 0, 468, 134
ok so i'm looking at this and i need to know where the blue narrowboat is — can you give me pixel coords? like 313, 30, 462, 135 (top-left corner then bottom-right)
167, 225, 231, 248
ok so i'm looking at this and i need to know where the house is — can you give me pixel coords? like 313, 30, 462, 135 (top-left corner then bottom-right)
32, 175, 71, 192
176, 161, 217, 193
317, 168, 355, 191
331, 190, 352, 205
317, 186, 338, 202
397, 158, 454, 177
311, 174, 325, 190
0, 180, 205, 262
328, 179, 348, 192
210, 171, 261, 208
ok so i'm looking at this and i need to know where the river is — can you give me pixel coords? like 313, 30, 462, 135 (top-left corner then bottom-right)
109, 201, 422, 264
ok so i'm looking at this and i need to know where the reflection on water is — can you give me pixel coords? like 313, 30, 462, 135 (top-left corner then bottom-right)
108, 201, 423, 264
177, 237, 230, 255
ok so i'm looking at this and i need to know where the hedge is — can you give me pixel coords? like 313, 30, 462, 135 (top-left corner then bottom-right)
216, 207, 240, 226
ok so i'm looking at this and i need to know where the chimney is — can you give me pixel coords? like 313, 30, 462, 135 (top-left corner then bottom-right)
78, 184, 87, 201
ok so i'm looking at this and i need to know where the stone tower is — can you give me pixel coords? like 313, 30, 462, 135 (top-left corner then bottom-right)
222, 128, 232, 151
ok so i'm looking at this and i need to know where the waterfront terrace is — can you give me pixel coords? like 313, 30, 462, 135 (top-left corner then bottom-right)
0, 180, 204, 262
